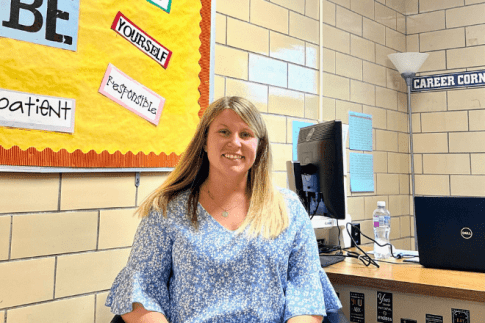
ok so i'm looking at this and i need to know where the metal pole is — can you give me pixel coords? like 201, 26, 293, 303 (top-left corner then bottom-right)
403, 74, 418, 251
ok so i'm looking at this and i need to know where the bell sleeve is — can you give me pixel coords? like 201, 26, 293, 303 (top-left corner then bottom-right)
105, 211, 173, 317
283, 197, 342, 322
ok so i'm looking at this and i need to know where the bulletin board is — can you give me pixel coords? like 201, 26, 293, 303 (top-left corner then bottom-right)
0, 0, 211, 168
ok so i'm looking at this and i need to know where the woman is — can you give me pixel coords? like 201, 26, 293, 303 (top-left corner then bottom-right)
106, 96, 342, 323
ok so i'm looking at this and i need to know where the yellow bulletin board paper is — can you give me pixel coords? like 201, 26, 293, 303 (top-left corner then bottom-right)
0, 0, 211, 168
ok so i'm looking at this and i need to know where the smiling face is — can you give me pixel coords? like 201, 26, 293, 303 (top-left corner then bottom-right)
204, 109, 259, 182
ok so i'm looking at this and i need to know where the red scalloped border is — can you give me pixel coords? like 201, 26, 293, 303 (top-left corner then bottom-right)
198, 0, 211, 118
0, 0, 211, 168
0, 146, 180, 168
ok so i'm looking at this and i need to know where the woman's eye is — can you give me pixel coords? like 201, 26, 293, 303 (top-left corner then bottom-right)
241, 132, 252, 139
219, 129, 229, 135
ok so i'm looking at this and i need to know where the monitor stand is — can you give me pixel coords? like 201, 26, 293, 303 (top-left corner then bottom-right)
314, 220, 352, 249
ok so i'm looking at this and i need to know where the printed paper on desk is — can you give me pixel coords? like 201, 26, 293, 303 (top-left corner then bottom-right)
0, 88, 75, 133
99, 64, 165, 126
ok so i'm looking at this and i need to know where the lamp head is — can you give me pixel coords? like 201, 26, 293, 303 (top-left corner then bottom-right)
388, 52, 429, 82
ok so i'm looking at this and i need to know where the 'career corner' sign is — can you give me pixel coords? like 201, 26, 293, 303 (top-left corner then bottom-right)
412, 70, 485, 92
111, 12, 172, 69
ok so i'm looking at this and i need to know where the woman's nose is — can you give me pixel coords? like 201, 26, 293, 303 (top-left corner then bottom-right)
228, 133, 242, 146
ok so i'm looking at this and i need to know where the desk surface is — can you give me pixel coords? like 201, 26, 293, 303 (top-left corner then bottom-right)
324, 252, 485, 303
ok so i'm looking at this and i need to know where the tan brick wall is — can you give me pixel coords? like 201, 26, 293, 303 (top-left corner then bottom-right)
10, 211, 98, 259
7, 295, 96, 323
215, 0, 415, 253
409, 0, 485, 205
0, 171, 161, 322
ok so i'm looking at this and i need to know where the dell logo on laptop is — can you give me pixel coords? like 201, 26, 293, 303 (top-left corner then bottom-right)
461, 227, 473, 239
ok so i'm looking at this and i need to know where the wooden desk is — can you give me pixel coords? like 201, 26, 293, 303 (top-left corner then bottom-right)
324, 253, 485, 323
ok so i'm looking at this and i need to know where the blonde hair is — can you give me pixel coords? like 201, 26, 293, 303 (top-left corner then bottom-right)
137, 96, 289, 239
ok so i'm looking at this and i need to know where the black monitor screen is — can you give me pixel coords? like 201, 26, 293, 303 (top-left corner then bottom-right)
296, 120, 346, 220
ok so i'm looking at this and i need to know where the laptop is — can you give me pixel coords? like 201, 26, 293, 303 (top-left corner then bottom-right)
415, 196, 485, 273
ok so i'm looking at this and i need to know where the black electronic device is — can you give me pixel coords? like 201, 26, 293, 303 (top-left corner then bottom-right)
350, 222, 361, 247
295, 120, 346, 220
415, 196, 485, 273
319, 255, 345, 268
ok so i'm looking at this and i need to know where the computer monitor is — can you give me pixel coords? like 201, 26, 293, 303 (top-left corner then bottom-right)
292, 120, 346, 220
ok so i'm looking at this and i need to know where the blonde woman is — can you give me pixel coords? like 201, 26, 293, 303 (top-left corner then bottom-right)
106, 97, 342, 323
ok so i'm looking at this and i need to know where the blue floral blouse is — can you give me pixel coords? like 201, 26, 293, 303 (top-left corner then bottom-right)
106, 189, 341, 322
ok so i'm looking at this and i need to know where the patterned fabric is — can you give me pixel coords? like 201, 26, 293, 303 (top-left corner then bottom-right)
106, 189, 342, 322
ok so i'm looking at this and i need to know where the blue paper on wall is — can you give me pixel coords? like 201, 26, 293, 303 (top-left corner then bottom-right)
0, 0, 80, 51
349, 111, 372, 151
292, 120, 314, 161
350, 152, 374, 192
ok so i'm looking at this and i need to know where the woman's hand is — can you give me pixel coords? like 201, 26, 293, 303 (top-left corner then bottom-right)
121, 303, 169, 323
287, 315, 323, 323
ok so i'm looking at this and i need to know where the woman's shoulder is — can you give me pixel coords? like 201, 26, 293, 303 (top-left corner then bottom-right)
148, 189, 191, 221
277, 187, 302, 204
277, 187, 297, 197
276, 187, 307, 217
169, 189, 191, 206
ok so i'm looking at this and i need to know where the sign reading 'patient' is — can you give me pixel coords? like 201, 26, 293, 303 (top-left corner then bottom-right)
0, 88, 75, 133
111, 12, 172, 69
99, 64, 165, 126
0, 0, 80, 51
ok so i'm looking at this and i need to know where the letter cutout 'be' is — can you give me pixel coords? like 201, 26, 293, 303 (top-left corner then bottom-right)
0, 0, 80, 51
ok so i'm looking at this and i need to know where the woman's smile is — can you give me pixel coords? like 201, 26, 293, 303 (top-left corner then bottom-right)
223, 153, 244, 160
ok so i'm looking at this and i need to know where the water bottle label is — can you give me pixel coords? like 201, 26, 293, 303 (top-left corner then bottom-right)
374, 221, 379, 228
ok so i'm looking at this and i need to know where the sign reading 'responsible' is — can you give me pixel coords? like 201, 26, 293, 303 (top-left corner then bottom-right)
412, 70, 485, 92
111, 12, 172, 69
99, 64, 165, 126
0, 88, 75, 133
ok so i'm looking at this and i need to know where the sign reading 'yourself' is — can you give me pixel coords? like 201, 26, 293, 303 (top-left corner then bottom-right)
412, 70, 485, 92
111, 12, 172, 69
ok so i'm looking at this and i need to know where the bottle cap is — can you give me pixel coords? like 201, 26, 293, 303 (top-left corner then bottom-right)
377, 201, 386, 207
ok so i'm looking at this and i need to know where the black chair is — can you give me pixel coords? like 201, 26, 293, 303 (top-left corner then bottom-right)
110, 315, 125, 323
324, 309, 350, 323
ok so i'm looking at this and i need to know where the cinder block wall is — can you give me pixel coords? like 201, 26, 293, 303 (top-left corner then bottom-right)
4, 0, 483, 322
0, 172, 167, 322
214, 0, 414, 250
407, 1, 485, 204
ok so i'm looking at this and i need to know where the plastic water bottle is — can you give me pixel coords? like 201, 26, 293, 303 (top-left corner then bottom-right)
373, 201, 391, 259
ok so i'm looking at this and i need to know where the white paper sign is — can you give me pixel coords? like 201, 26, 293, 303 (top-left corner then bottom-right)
99, 64, 165, 125
0, 88, 75, 133
111, 12, 172, 68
